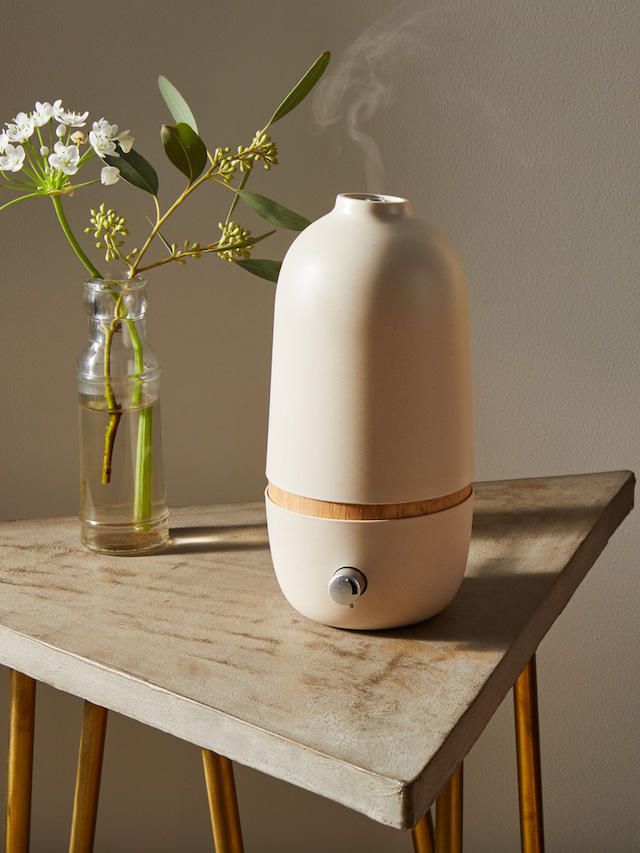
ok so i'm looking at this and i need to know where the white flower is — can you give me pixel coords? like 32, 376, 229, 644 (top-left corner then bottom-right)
0, 143, 26, 172
52, 99, 88, 127
0, 131, 8, 154
89, 119, 119, 157
100, 165, 120, 185
48, 141, 80, 175
5, 112, 35, 143
117, 131, 134, 153
32, 101, 54, 127
89, 119, 134, 158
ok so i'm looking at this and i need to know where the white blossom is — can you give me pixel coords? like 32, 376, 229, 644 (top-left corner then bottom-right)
89, 119, 134, 158
32, 101, 54, 127
56, 124, 67, 138
0, 143, 26, 172
5, 112, 35, 143
0, 131, 8, 154
48, 141, 80, 175
117, 131, 134, 153
89, 119, 119, 157
100, 165, 120, 185
52, 99, 88, 127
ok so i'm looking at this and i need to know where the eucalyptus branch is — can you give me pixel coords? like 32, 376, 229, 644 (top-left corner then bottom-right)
128, 129, 274, 275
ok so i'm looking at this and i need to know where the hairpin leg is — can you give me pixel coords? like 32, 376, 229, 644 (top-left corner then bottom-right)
202, 749, 245, 853
5, 670, 36, 853
411, 807, 435, 852
68, 702, 108, 853
435, 763, 463, 853
513, 655, 545, 853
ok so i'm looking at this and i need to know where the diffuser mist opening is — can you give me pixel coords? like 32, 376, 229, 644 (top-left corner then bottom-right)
340, 192, 407, 203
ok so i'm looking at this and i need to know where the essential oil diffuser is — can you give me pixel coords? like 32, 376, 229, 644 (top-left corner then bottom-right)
265, 193, 474, 630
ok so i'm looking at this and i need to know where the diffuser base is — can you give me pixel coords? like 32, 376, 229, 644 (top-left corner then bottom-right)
265, 491, 473, 630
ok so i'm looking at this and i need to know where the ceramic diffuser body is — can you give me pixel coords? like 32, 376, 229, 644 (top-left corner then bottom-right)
265, 193, 474, 630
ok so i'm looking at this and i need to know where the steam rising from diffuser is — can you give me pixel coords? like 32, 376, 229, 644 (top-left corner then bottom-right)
312, 7, 429, 191
312, 3, 531, 190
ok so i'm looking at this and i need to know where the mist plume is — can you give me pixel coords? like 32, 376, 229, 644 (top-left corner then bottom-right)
312, 3, 528, 191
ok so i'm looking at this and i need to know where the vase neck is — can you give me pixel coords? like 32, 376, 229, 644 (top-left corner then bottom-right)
79, 273, 159, 386
83, 274, 148, 321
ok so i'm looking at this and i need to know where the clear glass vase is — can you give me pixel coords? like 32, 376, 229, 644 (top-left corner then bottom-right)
78, 273, 169, 554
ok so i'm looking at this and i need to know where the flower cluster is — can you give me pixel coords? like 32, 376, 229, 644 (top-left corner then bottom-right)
235, 131, 278, 174
0, 100, 132, 186
218, 221, 252, 261
89, 119, 134, 160
168, 239, 202, 266
85, 203, 137, 263
211, 147, 236, 183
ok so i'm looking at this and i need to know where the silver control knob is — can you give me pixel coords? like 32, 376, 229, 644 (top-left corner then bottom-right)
328, 567, 368, 606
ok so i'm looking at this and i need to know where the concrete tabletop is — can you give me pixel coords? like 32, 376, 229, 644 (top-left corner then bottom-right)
0, 471, 633, 829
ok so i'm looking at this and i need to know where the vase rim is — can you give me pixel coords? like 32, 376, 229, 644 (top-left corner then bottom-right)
84, 271, 146, 289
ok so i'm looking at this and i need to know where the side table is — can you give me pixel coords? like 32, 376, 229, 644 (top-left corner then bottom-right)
0, 471, 634, 852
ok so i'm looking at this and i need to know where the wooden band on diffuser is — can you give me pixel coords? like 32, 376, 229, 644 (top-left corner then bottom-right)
267, 482, 473, 521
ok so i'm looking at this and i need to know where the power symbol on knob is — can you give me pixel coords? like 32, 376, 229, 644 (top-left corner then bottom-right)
328, 567, 368, 606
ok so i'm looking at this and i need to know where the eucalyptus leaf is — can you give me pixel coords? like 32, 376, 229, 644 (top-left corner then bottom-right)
158, 75, 199, 132
235, 258, 282, 282
103, 147, 159, 196
145, 216, 173, 254
234, 189, 310, 231
226, 170, 249, 222
158, 231, 174, 254
267, 52, 330, 126
161, 123, 208, 183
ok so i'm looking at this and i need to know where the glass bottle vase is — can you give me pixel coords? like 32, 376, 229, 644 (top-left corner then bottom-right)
78, 273, 169, 554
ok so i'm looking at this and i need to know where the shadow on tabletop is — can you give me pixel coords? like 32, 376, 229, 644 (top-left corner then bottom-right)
159, 523, 269, 555
356, 571, 558, 651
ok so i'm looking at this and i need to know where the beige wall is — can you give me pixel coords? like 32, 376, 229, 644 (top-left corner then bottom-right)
1, 1, 638, 850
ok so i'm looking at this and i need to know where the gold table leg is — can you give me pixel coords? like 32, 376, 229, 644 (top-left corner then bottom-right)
202, 749, 245, 853
514, 655, 545, 853
5, 671, 36, 853
435, 764, 463, 853
68, 703, 108, 853
411, 808, 435, 853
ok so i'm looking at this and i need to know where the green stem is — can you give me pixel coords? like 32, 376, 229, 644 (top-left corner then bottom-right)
24, 141, 46, 182
100, 293, 124, 484
124, 316, 153, 524
51, 195, 100, 276
102, 410, 121, 484
125, 318, 145, 400
125, 320, 153, 522
102, 290, 152, 524
134, 406, 153, 525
